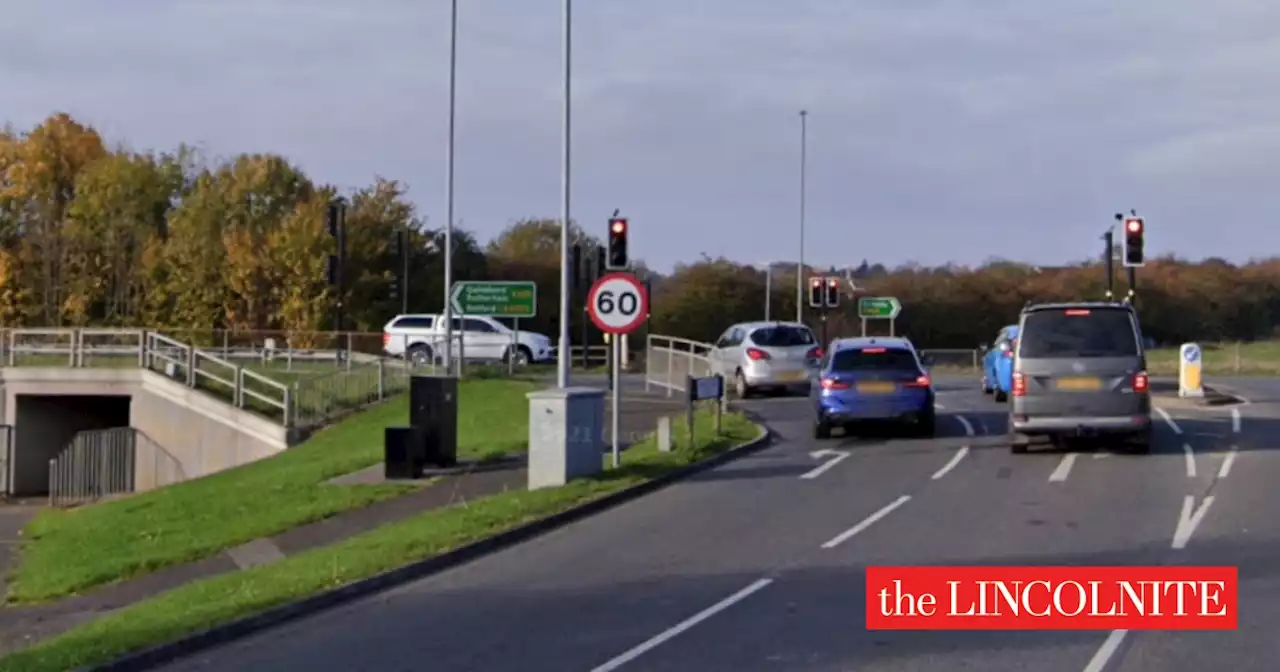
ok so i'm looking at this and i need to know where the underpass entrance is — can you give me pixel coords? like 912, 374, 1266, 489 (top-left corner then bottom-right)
12, 395, 131, 497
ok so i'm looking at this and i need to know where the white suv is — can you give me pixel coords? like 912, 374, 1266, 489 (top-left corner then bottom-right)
382, 314, 554, 366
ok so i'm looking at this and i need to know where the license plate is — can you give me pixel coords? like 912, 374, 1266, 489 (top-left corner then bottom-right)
857, 382, 896, 394
777, 370, 807, 382
1056, 376, 1102, 391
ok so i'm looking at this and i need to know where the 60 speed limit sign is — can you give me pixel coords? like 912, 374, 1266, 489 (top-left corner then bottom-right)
587, 273, 649, 334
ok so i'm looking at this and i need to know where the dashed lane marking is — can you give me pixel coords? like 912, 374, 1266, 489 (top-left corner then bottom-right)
1048, 453, 1078, 482
931, 446, 969, 480
821, 495, 912, 549
1155, 407, 1182, 435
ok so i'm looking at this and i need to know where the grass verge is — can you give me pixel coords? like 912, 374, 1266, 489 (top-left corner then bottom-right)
9, 378, 538, 604
1146, 340, 1280, 376
0, 407, 762, 672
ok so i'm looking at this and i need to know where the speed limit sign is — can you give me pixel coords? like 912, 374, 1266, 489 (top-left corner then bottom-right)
587, 272, 649, 334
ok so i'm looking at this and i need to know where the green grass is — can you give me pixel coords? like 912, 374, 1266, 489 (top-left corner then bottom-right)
1146, 340, 1280, 376
8, 378, 538, 604
0, 407, 761, 672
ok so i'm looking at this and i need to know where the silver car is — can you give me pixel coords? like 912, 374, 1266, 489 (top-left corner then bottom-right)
1009, 301, 1151, 454
709, 321, 823, 397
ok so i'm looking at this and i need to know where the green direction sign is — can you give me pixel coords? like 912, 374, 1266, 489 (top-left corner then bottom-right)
450, 281, 537, 318
858, 296, 901, 319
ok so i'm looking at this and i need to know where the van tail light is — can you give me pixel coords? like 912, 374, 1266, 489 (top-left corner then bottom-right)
806, 346, 823, 359
1012, 372, 1026, 397
1004, 339, 1016, 358
821, 378, 849, 390
904, 375, 931, 388
1133, 371, 1149, 393
746, 347, 770, 361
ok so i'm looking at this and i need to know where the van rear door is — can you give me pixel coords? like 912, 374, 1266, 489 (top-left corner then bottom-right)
1015, 307, 1146, 417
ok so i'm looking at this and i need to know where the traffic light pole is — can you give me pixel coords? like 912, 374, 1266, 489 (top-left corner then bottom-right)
1102, 229, 1115, 300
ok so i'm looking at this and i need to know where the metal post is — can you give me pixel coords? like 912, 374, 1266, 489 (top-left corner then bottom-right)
402, 227, 410, 314
556, 0, 573, 389
764, 264, 772, 321
820, 312, 828, 349
889, 318, 895, 337
795, 110, 808, 324
611, 336, 620, 468
1103, 229, 1115, 299
861, 317, 867, 338
442, 0, 458, 376
1127, 266, 1137, 306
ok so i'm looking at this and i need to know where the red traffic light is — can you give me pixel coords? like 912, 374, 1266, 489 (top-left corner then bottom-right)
810, 278, 822, 287
827, 279, 838, 287
1125, 218, 1142, 234
610, 219, 626, 235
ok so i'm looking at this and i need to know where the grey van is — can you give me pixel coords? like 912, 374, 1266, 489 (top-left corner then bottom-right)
1008, 302, 1151, 454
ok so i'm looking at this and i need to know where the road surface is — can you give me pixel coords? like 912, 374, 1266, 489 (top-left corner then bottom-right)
156, 376, 1280, 672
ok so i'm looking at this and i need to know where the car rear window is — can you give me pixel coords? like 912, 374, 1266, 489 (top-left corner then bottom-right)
750, 326, 815, 347
829, 347, 920, 371
1018, 308, 1139, 358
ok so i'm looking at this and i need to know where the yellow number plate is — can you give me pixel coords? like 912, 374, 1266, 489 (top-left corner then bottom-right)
857, 382, 896, 394
778, 370, 807, 382
1056, 376, 1102, 391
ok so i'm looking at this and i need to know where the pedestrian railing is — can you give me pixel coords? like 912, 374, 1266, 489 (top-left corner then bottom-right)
643, 335, 716, 397
0, 425, 12, 498
47, 427, 185, 507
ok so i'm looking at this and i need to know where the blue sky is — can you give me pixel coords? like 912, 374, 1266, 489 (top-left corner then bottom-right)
4, 0, 1280, 273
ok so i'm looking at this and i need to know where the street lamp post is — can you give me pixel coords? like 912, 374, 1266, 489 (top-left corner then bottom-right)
556, 0, 573, 389
442, 0, 459, 375
796, 110, 808, 324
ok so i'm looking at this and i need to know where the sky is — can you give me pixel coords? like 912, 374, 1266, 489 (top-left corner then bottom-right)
4, 0, 1280, 273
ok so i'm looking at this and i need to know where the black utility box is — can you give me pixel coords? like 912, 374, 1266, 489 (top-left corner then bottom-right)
384, 426, 424, 479
410, 375, 458, 467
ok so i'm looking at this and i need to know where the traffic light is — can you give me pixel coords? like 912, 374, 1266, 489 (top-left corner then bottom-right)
824, 277, 840, 307
1122, 217, 1145, 267
808, 278, 823, 308
606, 217, 628, 269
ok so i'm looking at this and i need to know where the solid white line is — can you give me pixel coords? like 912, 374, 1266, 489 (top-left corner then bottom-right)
589, 578, 774, 672
1048, 453, 1078, 482
934, 402, 946, 410
931, 446, 969, 480
799, 452, 851, 480
1172, 495, 1215, 550
1183, 443, 1196, 478
1155, 407, 1182, 435
1093, 452, 1110, 460
956, 415, 975, 437
1218, 445, 1238, 479
821, 495, 912, 549
1231, 407, 1241, 433
1082, 629, 1129, 672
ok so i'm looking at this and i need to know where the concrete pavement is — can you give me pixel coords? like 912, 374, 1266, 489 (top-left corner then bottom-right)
151, 375, 1272, 672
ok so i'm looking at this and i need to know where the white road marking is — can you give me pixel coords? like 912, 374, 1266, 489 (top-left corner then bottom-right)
1231, 407, 1241, 433
1182, 444, 1196, 478
934, 402, 946, 410
956, 415, 975, 437
1082, 629, 1129, 672
1155, 407, 1182, 435
590, 578, 774, 672
931, 446, 969, 480
1048, 453, 1078, 482
799, 450, 852, 480
821, 495, 912, 549
1218, 445, 1238, 479
1093, 452, 1110, 460
1172, 495, 1215, 550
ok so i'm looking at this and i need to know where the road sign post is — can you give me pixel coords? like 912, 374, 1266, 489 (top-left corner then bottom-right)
1179, 343, 1204, 398
857, 296, 901, 337
587, 273, 650, 469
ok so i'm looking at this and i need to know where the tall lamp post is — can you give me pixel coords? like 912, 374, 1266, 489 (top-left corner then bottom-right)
795, 110, 808, 324
441, 0, 459, 375
556, 0, 573, 389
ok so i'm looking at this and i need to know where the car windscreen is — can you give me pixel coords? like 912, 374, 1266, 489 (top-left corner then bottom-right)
1018, 308, 1139, 358
751, 326, 815, 347
829, 347, 920, 371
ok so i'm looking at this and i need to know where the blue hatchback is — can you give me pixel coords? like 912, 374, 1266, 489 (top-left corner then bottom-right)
980, 324, 1018, 402
811, 337, 936, 439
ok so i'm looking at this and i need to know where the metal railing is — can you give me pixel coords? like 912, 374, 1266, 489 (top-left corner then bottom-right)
290, 358, 415, 436
0, 425, 11, 498
50, 427, 129, 507
643, 335, 716, 396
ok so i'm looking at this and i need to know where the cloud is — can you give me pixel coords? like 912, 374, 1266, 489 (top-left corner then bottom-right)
2, 0, 1280, 269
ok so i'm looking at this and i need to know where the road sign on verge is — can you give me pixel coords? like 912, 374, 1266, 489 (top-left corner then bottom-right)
587, 273, 648, 334
1179, 342, 1203, 398
857, 296, 901, 319
450, 281, 537, 317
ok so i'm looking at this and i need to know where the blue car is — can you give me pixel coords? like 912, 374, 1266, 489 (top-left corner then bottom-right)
812, 337, 936, 439
980, 324, 1018, 402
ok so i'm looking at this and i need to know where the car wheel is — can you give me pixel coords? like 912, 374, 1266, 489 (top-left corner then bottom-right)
994, 389, 1007, 403
734, 371, 752, 399
981, 375, 993, 394
1126, 430, 1152, 455
915, 410, 936, 438
1010, 432, 1030, 454
407, 344, 433, 367
814, 419, 832, 439
505, 345, 532, 367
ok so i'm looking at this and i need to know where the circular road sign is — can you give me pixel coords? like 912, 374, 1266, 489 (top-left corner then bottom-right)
1183, 344, 1201, 363
587, 273, 649, 334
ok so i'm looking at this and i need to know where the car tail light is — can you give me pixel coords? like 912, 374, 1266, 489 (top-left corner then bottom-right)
1064, 309, 1090, 316
821, 378, 849, 390
904, 375, 931, 388
806, 346, 823, 359
1133, 371, 1149, 393
746, 347, 770, 361
382, 332, 391, 347
1004, 339, 1016, 358
1012, 372, 1026, 397
862, 347, 887, 353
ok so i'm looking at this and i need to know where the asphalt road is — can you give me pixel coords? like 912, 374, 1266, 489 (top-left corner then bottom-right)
155, 375, 1280, 672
